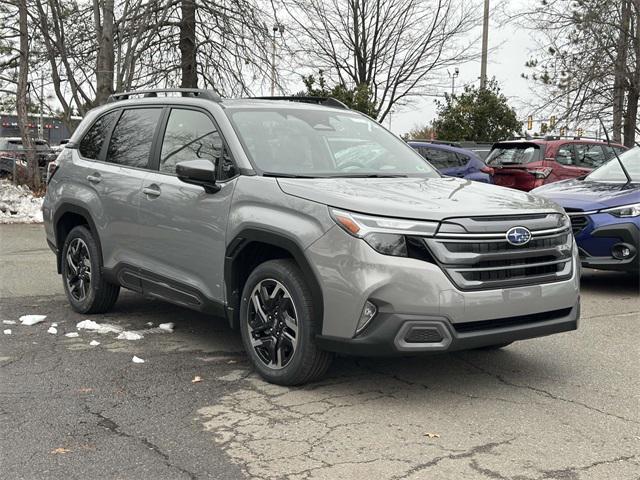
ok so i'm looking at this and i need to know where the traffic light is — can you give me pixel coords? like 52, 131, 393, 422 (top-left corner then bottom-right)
577, 128, 583, 137
559, 127, 566, 136
527, 115, 533, 130
549, 116, 556, 129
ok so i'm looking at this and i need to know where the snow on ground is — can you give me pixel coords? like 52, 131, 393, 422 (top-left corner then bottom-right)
0, 180, 44, 224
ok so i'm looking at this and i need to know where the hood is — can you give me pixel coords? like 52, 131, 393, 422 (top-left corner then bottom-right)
533, 179, 640, 211
277, 176, 562, 221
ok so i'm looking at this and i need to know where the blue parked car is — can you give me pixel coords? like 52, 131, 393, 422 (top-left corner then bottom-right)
533, 147, 639, 273
408, 141, 493, 183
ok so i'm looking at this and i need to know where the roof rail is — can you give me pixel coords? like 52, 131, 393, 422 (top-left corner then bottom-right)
107, 88, 221, 103
251, 96, 349, 110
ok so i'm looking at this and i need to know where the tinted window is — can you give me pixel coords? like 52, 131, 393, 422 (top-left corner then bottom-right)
419, 148, 461, 169
79, 111, 119, 159
107, 108, 161, 168
160, 109, 226, 175
486, 145, 541, 165
555, 144, 576, 165
575, 144, 606, 168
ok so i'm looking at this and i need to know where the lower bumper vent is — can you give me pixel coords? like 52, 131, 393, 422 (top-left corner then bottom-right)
404, 327, 444, 343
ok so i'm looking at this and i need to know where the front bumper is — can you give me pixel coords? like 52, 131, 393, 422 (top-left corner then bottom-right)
306, 225, 580, 353
575, 217, 640, 272
316, 302, 579, 356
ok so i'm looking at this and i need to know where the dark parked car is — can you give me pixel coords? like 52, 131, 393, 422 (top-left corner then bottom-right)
408, 141, 493, 183
486, 137, 626, 191
0, 137, 55, 178
533, 148, 639, 273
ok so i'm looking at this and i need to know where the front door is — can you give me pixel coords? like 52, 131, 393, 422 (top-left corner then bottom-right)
136, 107, 237, 308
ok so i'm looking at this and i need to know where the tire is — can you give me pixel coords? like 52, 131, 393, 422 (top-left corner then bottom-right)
476, 342, 513, 350
239, 259, 333, 386
61, 225, 119, 314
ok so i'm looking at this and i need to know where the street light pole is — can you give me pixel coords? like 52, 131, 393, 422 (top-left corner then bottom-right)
448, 67, 460, 96
270, 23, 284, 96
480, 0, 490, 89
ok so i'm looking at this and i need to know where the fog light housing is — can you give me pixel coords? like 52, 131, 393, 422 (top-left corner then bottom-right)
611, 243, 635, 260
355, 301, 377, 336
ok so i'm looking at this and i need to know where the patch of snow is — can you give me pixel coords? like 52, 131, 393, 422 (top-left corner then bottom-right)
117, 331, 143, 341
76, 319, 122, 333
0, 180, 44, 224
89, 340, 100, 346
19, 314, 47, 325
145, 322, 154, 327
47, 326, 57, 334
132, 356, 145, 364
2, 320, 16, 325
64, 332, 79, 338
159, 322, 174, 332
3, 329, 11, 335
51, 323, 58, 327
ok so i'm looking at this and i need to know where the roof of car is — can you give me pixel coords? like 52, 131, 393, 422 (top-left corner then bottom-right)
407, 140, 482, 160
493, 138, 625, 148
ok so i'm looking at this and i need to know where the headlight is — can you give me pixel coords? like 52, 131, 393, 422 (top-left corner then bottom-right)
600, 203, 640, 218
329, 208, 438, 257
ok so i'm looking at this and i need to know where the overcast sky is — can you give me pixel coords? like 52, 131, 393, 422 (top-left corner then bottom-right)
391, 0, 536, 136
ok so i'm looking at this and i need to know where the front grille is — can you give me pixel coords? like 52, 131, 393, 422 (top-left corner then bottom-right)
425, 213, 573, 290
569, 216, 588, 235
453, 308, 573, 333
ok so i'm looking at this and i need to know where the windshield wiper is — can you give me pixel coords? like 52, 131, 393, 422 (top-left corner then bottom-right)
262, 172, 320, 178
329, 173, 408, 178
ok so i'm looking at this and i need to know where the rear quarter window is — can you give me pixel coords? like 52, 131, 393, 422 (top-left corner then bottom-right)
79, 110, 120, 160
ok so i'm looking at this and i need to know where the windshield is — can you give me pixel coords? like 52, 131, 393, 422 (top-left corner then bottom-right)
226, 107, 439, 178
486, 144, 541, 165
586, 147, 640, 182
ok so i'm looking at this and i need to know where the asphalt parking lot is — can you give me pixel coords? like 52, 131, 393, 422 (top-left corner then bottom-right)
1, 223, 639, 480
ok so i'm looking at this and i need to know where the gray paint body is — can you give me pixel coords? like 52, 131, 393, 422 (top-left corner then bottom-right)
43, 97, 580, 352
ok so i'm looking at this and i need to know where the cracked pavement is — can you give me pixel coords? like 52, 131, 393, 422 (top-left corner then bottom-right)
1, 224, 639, 479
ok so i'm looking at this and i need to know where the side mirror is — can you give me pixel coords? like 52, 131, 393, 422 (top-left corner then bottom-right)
175, 159, 220, 193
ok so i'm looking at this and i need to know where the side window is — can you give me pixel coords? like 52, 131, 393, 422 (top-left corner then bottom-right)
614, 147, 626, 157
575, 144, 606, 168
107, 108, 161, 168
555, 144, 576, 165
79, 111, 119, 160
602, 145, 615, 160
160, 109, 235, 178
421, 148, 452, 169
456, 153, 470, 167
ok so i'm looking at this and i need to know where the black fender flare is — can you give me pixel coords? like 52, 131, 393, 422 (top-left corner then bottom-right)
224, 228, 324, 331
52, 203, 103, 274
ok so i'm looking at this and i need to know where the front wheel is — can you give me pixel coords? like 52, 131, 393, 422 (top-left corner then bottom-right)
239, 259, 332, 386
61, 225, 119, 314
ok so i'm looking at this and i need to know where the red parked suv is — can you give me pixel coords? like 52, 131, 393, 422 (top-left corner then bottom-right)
485, 137, 626, 191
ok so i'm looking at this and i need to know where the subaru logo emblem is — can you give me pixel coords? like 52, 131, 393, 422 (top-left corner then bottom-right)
506, 226, 531, 246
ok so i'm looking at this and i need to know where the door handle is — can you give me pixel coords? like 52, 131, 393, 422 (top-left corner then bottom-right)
143, 186, 161, 197
86, 174, 101, 184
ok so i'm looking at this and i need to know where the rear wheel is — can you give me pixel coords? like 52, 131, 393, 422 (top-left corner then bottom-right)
61, 226, 119, 314
239, 259, 332, 385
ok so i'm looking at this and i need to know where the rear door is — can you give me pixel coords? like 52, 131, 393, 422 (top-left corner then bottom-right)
136, 107, 238, 307
419, 147, 461, 176
574, 143, 607, 174
75, 107, 162, 275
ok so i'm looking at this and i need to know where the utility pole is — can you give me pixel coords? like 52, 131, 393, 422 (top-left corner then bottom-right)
271, 23, 284, 96
39, 73, 44, 140
448, 68, 459, 95
480, 0, 490, 89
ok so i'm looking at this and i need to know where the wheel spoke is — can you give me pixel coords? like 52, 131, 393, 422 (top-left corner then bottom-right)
283, 311, 297, 335
251, 292, 269, 324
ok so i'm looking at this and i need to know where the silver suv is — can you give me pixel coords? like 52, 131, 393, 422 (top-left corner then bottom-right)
43, 89, 580, 385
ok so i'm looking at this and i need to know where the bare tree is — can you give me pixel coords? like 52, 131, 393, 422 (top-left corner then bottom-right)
517, 0, 638, 146
94, 0, 116, 103
180, 0, 197, 88
16, 0, 40, 189
279, 0, 479, 122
